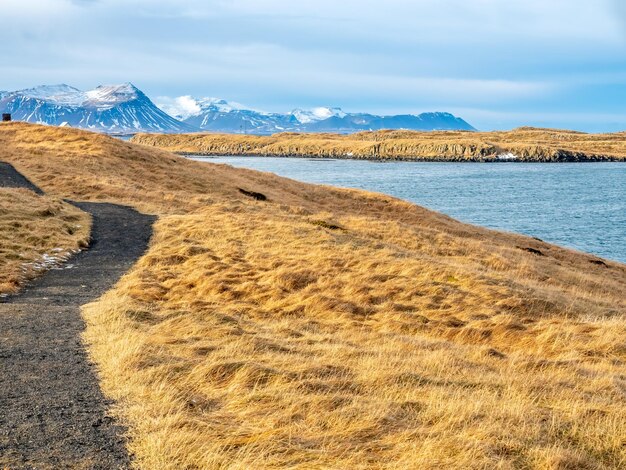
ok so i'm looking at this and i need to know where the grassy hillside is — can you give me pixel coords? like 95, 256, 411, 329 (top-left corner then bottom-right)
2, 122, 626, 468
131, 127, 626, 162
0, 188, 90, 294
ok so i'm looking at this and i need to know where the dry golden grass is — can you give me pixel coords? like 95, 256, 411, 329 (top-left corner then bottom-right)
0, 187, 90, 294
2, 122, 625, 469
131, 127, 626, 161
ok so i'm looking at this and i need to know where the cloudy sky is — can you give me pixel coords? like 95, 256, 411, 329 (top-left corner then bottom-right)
2, 0, 626, 131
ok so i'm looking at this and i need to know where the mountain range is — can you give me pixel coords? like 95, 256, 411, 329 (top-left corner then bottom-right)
0, 83, 476, 134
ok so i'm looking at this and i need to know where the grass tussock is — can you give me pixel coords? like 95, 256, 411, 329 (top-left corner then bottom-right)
0, 188, 90, 294
131, 127, 626, 161
1, 122, 625, 468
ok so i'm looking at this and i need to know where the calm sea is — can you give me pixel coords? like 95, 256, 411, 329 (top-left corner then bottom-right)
191, 156, 626, 264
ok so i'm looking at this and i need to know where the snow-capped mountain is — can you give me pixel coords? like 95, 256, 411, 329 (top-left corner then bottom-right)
156, 95, 294, 133
157, 96, 475, 134
157, 95, 254, 121
0, 83, 194, 133
2, 83, 476, 134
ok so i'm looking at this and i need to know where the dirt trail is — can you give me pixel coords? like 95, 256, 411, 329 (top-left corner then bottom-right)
0, 162, 155, 468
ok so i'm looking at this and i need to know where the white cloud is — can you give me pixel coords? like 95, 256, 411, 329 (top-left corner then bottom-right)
155, 96, 201, 119
3, 0, 73, 17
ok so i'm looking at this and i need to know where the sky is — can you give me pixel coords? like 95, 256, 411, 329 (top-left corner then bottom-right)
2, 0, 626, 131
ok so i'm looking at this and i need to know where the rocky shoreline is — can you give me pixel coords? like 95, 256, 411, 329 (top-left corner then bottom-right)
178, 150, 622, 163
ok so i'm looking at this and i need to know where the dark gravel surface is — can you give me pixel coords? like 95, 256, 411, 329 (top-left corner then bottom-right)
0, 162, 155, 469
0, 162, 44, 195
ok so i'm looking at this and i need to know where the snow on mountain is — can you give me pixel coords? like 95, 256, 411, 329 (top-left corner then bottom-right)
185, 108, 294, 134
0, 83, 194, 133
291, 107, 346, 124
83, 83, 142, 109
16, 84, 85, 106
196, 97, 256, 114
156, 95, 261, 120
156, 95, 288, 133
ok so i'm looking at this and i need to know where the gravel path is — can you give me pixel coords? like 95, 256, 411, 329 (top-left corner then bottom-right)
0, 162, 155, 469
0, 162, 44, 195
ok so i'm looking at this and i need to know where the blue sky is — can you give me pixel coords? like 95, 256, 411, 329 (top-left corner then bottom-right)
2, 0, 626, 131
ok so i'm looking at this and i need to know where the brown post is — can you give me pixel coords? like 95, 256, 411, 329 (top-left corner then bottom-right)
2, 114, 11, 122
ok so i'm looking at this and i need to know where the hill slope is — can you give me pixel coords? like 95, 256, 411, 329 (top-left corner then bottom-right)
1, 122, 625, 469
0, 187, 90, 294
132, 126, 626, 161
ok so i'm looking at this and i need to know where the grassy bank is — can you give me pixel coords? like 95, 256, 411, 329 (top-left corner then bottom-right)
130, 127, 626, 162
0, 188, 90, 294
2, 122, 625, 468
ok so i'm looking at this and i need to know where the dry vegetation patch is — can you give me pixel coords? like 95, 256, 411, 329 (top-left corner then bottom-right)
1, 122, 625, 468
131, 127, 626, 161
0, 188, 90, 294
85, 204, 626, 468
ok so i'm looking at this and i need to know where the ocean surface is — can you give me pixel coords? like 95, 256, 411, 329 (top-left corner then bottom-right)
191, 156, 626, 263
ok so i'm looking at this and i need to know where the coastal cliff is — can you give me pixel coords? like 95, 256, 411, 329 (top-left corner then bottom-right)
131, 127, 626, 162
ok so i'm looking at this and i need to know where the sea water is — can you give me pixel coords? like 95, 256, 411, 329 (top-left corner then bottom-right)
192, 157, 626, 263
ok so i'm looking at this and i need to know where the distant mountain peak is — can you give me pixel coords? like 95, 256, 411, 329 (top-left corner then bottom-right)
84, 83, 143, 109
196, 97, 257, 114
21, 84, 81, 96
90, 82, 140, 94
11, 83, 143, 108
291, 107, 346, 124
156, 95, 260, 120
16, 84, 85, 106
0, 83, 194, 133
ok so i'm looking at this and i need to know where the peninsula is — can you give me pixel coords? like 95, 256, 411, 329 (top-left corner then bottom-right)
131, 127, 626, 162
